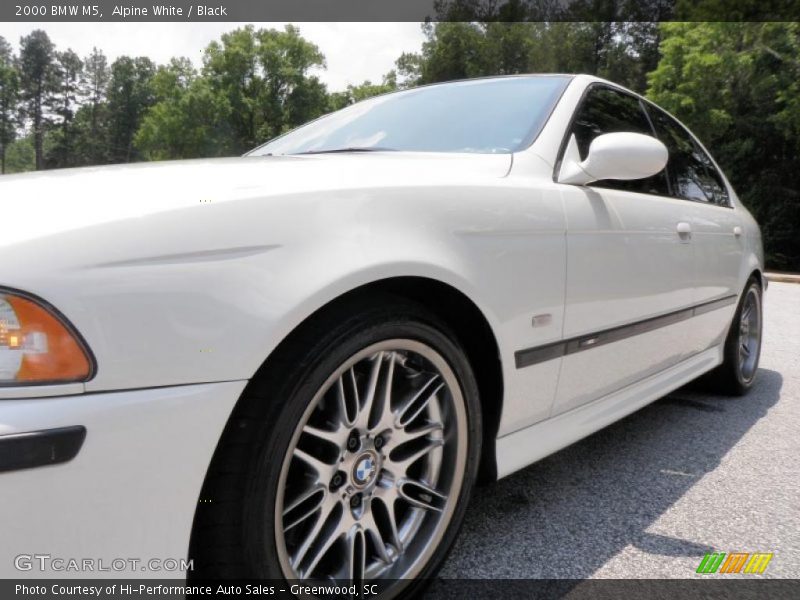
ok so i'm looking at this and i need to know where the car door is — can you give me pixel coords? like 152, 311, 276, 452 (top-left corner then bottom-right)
551, 85, 699, 416
644, 104, 744, 345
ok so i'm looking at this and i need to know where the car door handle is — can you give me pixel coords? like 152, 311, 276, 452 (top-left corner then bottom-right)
676, 222, 692, 240
733, 226, 743, 237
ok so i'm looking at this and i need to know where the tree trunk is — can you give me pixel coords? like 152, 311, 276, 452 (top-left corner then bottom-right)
34, 117, 43, 170
34, 87, 43, 170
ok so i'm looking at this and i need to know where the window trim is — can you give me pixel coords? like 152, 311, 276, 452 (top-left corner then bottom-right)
640, 99, 734, 209
553, 82, 734, 210
552, 81, 603, 182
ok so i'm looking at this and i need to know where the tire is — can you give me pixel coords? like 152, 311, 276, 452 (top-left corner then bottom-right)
704, 278, 763, 396
189, 294, 482, 597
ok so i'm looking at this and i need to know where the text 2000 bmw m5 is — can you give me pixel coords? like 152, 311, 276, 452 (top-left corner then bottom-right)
0, 75, 763, 592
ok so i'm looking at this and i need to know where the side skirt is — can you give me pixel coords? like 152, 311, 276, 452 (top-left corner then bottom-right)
494, 344, 722, 479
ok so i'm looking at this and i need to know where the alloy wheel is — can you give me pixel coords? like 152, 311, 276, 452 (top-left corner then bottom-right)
274, 339, 468, 586
737, 287, 761, 382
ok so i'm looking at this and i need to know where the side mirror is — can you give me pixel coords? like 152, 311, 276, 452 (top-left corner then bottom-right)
557, 132, 668, 186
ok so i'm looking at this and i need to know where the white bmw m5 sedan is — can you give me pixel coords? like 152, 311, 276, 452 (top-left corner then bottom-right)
0, 74, 763, 591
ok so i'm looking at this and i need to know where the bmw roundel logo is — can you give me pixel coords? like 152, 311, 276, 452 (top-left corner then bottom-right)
353, 454, 376, 485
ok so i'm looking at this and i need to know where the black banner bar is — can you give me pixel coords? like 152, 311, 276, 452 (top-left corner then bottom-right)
2, 1, 800, 23
2, 579, 799, 600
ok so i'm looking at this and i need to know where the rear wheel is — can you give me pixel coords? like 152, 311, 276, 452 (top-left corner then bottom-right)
705, 278, 763, 396
190, 298, 481, 597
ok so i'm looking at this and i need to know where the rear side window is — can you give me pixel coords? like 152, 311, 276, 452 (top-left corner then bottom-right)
567, 86, 670, 196
646, 105, 731, 207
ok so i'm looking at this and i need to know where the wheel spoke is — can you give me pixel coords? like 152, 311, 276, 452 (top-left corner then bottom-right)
302, 527, 343, 579
361, 499, 391, 564
291, 498, 342, 576
346, 527, 366, 584
394, 375, 444, 429
336, 368, 360, 428
283, 486, 327, 532
390, 437, 444, 474
741, 342, 750, 357
354, 352, 384, 430
369, 352, 396, 432
392, 421, 443, 446
741, 303, 752, 321
373, 490, 403, 554
303, 423, 348, 448
398, 479, 448, 512
293, 447, 335, 481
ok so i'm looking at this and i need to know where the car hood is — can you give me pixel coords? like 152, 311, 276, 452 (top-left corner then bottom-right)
1, 153, 511, 248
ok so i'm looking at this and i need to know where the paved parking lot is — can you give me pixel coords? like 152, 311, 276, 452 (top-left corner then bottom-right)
440, 281, 799, 579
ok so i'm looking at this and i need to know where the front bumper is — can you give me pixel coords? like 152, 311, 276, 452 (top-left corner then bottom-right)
0, 380, 246, 578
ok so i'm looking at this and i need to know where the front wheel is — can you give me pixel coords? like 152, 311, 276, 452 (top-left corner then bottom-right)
190, 298, 481, 597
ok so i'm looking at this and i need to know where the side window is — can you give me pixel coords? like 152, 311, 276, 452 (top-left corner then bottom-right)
647, 105, 731, 207
567, 86, 670, 196
693, 141, 730, 207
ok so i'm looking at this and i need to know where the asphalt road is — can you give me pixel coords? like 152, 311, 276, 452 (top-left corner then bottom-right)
438, 281, 799, 581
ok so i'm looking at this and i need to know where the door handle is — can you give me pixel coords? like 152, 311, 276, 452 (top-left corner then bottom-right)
676, 222, 692, 240
733, 226, 743, 237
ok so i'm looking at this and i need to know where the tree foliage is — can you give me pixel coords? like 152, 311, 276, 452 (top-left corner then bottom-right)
133, 25, 330, 159
328, 72, 398, 111
75, 47, 110, 165
199, 25, 328, 154
18, 30, 56, 170
47, 49, 82, 168
134, 60, 233, 160
106, 56, 156, 163
0, 36, 20, 174
397, 21, 661, 94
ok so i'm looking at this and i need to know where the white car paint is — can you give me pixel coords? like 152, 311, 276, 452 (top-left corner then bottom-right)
0, 74, 763, 577
0, 381, 245, 578
557, 131, 669, 184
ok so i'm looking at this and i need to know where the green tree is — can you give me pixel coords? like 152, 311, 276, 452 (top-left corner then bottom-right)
150, 57, 195, 103
397, 22, 488, 86
0, 36, 20, 174
18, 29, 56, 170
328, 71, 398, 110
3, 134, 35, 173
648, 22, 800, 270
135, 59, 233, 160
202, 25, 328, 153
74, 47, 110, 165
106, 56, 155, 162
48, 49, 83, 168
396, 21, 661, 93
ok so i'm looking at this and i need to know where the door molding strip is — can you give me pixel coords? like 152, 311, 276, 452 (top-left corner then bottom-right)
515, 294, 737, 369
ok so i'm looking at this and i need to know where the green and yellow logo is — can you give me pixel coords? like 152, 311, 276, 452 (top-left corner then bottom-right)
696, 552, 773, 574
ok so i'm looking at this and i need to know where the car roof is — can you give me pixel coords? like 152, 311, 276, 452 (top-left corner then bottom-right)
396, 73, 634, 97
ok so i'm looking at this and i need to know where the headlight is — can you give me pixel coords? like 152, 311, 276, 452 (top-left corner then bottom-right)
0, 290, 93, 385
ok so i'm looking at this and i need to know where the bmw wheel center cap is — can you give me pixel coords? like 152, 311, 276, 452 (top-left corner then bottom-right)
352, 452, 378, 487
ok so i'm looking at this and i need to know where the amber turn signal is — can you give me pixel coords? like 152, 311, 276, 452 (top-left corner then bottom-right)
0, 291, 92, 385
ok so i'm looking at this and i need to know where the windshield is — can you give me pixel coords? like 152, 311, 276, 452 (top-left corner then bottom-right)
249, 76, 571, 156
